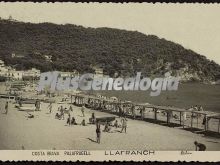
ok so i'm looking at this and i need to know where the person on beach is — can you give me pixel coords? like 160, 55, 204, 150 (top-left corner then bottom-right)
90, 112, 96, 124
118, 105, 123, 118
81, 105, 85, 117
103, 121, 111, 132
35, 100, 38, 111
35, 100, 41, 111
120, 117, 127, 133
198, 105, 204, 111
47, 103, 53, 114
131, 105, 136, 119
55, 113, 60, 119
140, 107, 145, 120
5, 101, 8, 114
197, 106, 204, 117
96, 120, 101, 144
18, 99, 22, 107
125, 106, 129, 115
193, 105, 199, 111
60, 106, 65, 120
113, 120, 119, 128
67, 113, 71, 126
194, 141, 206, 151
81, 119, 86, 126
69, 105, 73, 112
202, 116, 209, 125
71, 117, 77, 125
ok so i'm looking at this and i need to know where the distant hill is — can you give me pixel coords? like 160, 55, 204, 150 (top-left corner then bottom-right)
0, 19, 220, 82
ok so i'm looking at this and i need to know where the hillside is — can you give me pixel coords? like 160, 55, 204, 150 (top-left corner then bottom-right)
0, 19, 220, 82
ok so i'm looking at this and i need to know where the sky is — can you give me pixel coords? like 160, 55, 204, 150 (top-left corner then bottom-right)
0, 2, 220, 64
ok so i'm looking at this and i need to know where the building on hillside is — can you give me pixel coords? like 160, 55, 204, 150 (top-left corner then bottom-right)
5, 70, 23, 80
44, 55, 52, 62
0, 60, 10, 77
0, 59, 5, 68
59, 72, 72, 78
11, 53, 25, 58
0, 68, 23, 80
31, 68, 41, 77
59, 71, 79, 79
22, 68, 40, 80
93, 67, 104, 78
0, 59, 9, 72
0, 59, 24, 80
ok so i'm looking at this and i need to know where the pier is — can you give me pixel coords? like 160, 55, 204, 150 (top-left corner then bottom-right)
71, 93, 220, 135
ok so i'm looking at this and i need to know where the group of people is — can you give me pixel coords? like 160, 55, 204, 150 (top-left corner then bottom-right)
54, 104, 88, 127
19, 96, 207, 149
117, 104, 146, 120
1, 94, 208, 151
190, 105, 204, 112
105, 117, 127, 133
55, 106, 64, 120
55, 105, 73, 120
66, 114, 77, 126
95, 117, 128, 144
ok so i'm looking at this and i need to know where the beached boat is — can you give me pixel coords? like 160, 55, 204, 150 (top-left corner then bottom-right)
96, 116, 116, 123
20, 99, 36, 104
17, 106, 35, 112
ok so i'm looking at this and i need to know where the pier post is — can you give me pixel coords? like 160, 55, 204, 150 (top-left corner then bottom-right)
196, 113, 199, 128
141, 107, 145, 120
204, 115, 207, 131
107, 102, 110, 111
191, 112, 194, 128
218, 119, 220, 133
82, 97, 84, 105
167, 111, 172, 125
154, 108, 157, 121
207, 117, 209, 131
180, 112, 182, 125
183, 114, 185, 128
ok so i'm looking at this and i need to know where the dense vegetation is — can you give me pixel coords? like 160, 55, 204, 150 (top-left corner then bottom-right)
0, 19, 220, 82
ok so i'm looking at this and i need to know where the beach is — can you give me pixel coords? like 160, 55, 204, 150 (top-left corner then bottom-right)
0, 99, 220, 150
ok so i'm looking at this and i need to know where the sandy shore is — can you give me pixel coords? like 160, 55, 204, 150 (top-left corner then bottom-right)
0, 99, 220, 150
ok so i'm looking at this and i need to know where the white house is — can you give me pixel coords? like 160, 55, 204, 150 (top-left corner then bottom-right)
0, 59, 5, 68
44, 55, 52, 62
2, 69, 23, 80
93, 67, 104, 78
23, 68, 40, 79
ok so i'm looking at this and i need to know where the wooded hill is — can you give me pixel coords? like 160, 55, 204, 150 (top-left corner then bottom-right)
0, 19, 220, 82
